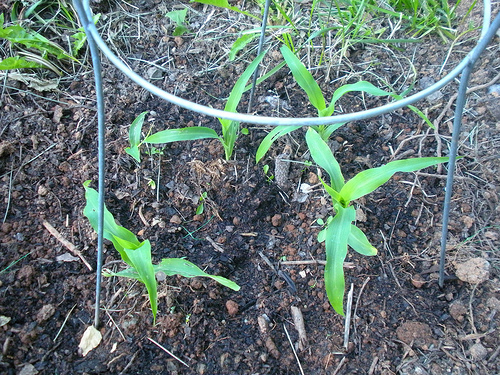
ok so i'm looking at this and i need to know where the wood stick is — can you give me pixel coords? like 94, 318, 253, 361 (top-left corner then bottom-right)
43, 220, 93, 271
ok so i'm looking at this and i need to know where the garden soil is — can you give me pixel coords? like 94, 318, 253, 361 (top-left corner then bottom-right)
1, 0, 500, 374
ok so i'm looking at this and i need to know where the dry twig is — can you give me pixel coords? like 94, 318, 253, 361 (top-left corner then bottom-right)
43, 220, 92, 271
283, 323, 305, 375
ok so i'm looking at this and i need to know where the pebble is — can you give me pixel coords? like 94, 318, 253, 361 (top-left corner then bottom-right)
449, 300, 467, 322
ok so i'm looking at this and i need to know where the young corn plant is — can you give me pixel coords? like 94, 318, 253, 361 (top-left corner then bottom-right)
83, 181, 240, 323
256, 45, 432, 163
305, 128, 449, 315
127, 53, 266, 162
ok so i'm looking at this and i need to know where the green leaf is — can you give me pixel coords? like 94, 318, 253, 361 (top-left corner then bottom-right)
229, 34, 257, 61
324, 205, 356, 315
280, 45, 326, 113
125, 111, 148, 162
190, 0, 260, 20
157, 258, 240, 291
0, 14, 75, 61
145, 127, 219, 144
255, 125, 301, 163
348, 225, 377, 256
83, 181, 139, 265
166, 9, 188, 25
318, 176, 342, 205
122, 240, 158, 323
305, 128, 344, 191
83, 181, 158, 322
323, 81, 392, 117
106, 258, 241, 291
219, 51, 266, 159
0, 56, 44, 70
340, 157, 450, 203
71, 13, 101, 56
166, 9, 190, 36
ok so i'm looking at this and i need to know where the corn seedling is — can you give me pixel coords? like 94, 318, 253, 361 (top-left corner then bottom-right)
127, 53, 266, 162
83, 181, 240, 323
256, 45, 432, 163
304, 128, 450, 314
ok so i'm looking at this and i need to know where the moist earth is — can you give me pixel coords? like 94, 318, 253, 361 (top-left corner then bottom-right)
1, 0, 500, 374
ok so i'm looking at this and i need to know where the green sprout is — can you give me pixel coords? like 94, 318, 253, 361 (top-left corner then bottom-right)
127, 52, 266, 162
196, 192, 208, 215
304, 128, 450, 315
256, 45, 433, 163
83, 181, 239, 324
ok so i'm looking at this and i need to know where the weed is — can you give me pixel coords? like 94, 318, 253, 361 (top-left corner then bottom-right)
305, 129, 450, 314
83, 181, 239, 323
165, 8, 190, 36
0, 4, 98, 73
196, 192, 208, 215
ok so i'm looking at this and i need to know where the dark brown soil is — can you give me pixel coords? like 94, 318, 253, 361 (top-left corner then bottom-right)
1, 1, 499, 374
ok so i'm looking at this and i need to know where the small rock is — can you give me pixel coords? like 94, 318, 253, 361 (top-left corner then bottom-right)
18, 364, 38, 375
193, 214, 204, 222
271, 214, 282, 227
169, 215, 182, 224
455, 258, 490, 284
232, 217, 240, 225
469, 342, 488, 360
449, 300, 467, 322
226, 300, 239, 316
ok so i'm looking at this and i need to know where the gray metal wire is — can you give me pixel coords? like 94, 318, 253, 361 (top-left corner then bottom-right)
75, 0, 493, 127
71, 0, 499, 326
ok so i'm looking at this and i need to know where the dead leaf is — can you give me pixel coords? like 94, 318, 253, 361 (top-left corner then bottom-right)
56, 253, 79, 262
0, 315, 11, 327
78, 325, 102, 357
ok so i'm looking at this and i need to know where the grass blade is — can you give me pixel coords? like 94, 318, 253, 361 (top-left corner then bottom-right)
324, 205, 356, 316
340, 157, 450, 203
157, 258, 240, 291
107, 258, 241, 292
192, 0, 260, 20
305, 128, 344, 191
145, 127, 219, 144
280, 45, 326, 113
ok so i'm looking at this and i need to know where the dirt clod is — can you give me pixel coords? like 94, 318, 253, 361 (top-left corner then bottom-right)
271, 214, 282, 227
396, 321, 436, 349
455, 257, 491, 284
469, 342, 488, 360
225, 300, 239, 316
36, 304, 55, 323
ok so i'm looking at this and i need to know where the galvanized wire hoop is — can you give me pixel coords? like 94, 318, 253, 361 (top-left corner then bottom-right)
71, 0, 500, 327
